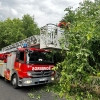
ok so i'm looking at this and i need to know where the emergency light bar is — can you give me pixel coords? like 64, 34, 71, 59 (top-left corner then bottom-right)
23, 43, 27, 48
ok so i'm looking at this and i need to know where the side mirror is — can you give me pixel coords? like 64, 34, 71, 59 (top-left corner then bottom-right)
16, 58, 19, 62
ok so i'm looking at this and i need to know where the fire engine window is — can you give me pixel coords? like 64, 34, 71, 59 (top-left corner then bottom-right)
29, 52, 38, 61
19, 51, 24, 61
29, 51, 53, 62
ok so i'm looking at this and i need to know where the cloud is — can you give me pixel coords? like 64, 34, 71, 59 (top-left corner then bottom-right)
0, 0, 82, 27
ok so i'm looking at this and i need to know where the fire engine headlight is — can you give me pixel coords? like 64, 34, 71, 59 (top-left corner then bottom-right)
51, 77, 54, 81
24, 80, 32, 84
27, 72, 32, 76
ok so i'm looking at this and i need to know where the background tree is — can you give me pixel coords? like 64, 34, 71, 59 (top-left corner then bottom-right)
22, 14, 40, 37
0, 18, 25, 48
0, 14, 40, 49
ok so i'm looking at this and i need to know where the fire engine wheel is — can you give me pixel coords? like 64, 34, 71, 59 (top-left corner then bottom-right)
12, 74, 18, 89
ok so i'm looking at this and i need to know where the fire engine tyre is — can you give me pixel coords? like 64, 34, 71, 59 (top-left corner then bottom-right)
12, 74, 18, 89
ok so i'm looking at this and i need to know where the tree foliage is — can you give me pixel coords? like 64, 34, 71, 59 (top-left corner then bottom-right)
0, 14, 39, 49
56, 0, 100, 99
22, 14, 40, 37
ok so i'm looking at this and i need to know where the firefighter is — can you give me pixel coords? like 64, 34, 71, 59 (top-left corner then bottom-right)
58, 20, 70, 29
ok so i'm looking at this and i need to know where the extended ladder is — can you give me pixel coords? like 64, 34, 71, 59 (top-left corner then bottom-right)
1, 24, 68, 53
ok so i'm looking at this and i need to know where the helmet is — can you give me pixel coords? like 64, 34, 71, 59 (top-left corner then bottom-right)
61, 19, 66, 22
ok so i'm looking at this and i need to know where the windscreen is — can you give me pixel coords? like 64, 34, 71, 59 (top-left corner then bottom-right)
27, 51, 54, 64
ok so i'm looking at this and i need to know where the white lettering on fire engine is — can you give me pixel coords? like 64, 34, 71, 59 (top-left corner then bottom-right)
32, 67, 51, 70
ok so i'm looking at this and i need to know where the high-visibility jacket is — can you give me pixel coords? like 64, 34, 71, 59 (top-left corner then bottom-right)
58, 22, 70, 29
58, 22, 67, 27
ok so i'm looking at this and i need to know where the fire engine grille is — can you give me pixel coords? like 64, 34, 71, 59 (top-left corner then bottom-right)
30, 70, 54, 78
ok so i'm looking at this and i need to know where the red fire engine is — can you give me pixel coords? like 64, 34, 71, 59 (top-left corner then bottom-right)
0, 24, 67, 88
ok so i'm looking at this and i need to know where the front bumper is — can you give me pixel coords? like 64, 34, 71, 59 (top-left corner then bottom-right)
18, 76, 55, 86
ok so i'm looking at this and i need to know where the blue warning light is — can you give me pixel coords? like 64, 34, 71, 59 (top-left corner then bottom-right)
23, 43, 27, 48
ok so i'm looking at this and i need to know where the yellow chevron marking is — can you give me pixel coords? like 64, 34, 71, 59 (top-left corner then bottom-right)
0, 63, 4, 66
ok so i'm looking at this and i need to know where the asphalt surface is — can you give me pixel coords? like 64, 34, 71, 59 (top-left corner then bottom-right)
0, 77, 63, 100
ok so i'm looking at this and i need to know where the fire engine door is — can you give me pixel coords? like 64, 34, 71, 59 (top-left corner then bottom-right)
6, 52, 16, 79
14, 50, 25, 71
0, 60, 6, 77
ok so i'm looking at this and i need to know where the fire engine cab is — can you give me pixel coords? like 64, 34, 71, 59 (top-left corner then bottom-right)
0, 24, 68, 88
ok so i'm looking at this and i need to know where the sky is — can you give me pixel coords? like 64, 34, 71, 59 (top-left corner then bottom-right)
0, 0, 83, 27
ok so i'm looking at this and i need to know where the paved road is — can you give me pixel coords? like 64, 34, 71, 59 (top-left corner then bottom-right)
0, 77, 63, 100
